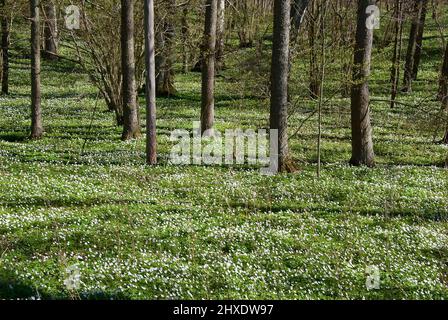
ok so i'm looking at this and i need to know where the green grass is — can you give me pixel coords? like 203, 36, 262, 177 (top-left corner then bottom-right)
0, 16, 448, 299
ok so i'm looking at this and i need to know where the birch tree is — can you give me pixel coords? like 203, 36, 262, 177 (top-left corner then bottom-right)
145, 0, 157, 163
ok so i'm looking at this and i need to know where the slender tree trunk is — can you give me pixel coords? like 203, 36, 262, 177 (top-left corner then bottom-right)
444, 123, 448, 145
121, 0, 141, 140
181, 4, 189, 73
439, 43, 448, 106
30, 0, 43, 139
350, 0, 375, 167
288, 0, 310, 98
155, 0, 176, 96
145, 0, 157, 164
341, 0, 355, 98
390, 0, 403, 108
308, 0, 320, 99
1, 0, 9, 95
439, 42, 448, 144
412, 0, 427, 80
403, 0, 426, 92
290, 0, 310, 42
270, 0, 291, 172
215, 0, 225, 72
43, 0, 58, 60
201, 0, 217, 134
237, 1, 255, 48
317, 0, 327, 178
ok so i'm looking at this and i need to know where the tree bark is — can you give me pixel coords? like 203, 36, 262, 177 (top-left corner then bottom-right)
43, 0, 58, 60
30, 0, 43, 139
440, 42, 448, 144
270, 0, 291, 172
390, 0, 403, 108
412, 0, 428, 80
1, 0, 9, 95
215, 0, 225, 71
201, 0, 217, 134
403, 0, 426, 92
350, 0, 375, 167
121, 0, 141, 140
308, 0, 320, 99
290, 0, 309, 42
439, 43, 448, 107
145, 0, 157, 164
181, 4, 189, 73
155, 0, 176, 96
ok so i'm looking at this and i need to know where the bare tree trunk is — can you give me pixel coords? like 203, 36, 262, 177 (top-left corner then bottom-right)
145, 0, 157, 164
390, 0, 403, 108
412, 0, 428, 80
43, 0, 58, 60
181, 4, 189, 73
403, 0, 426, 93
236, 0, 256, 48
216, 0, 225, 72
290, 0, 310, 42
439, 42, 448, 106
155, 0, 176, 96
340, 0, 355, 98
201, 0, 217, 134
350, 0, 375, 167
30, 0, 43, 139
440, 42, 448, 144
121, 0, 141, 140
444, 122, 448, 145
308, 0, 320, 99
270, 0, 291, 172
1, 0, 9, 95
317, 0, 327, 178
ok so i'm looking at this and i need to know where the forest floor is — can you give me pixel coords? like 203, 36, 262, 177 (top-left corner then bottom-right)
1, 24, 448, 299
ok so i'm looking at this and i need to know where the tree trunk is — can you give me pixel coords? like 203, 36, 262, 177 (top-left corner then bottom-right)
290, 0, 310, 42
215, 0, 225, 72
270, 0, 291, 172
403, 0, 426, 93
440, 42, 448, 144
237, 1, 255, 48
412, 0, 428, 80
201, 0, 217, 134
144, 0, 157, 164
43, 0, 58, 60
1, 0, 9, 95
308, 0, 320, 99
350, 0, 375, 167
155, 0, 176, 97
439, 43, 448, 106
181, 4, 189, 73
390, 0, 403, 108
121, 0, 141, 140
30, 0, 43, 139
